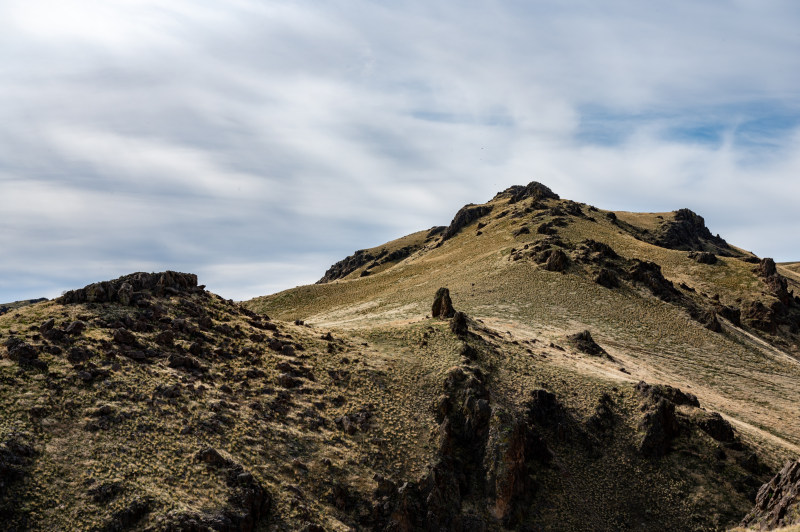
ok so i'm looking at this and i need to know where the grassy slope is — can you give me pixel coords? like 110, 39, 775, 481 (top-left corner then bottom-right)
248, 194, 800, 463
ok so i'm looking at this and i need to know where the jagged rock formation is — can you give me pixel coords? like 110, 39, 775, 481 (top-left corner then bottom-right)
740, 258, 800, 338
742, 459, 800, 530
317, 249, 376, 284
566, 330, 607, 357
644, 208, 737, 255
317, 243, 424, 284
495, 181, 560, 204
440, 204, 493, 242
59, 271, 199, 305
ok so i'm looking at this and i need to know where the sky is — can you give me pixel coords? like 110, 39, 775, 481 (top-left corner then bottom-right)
1, 1, 799, 302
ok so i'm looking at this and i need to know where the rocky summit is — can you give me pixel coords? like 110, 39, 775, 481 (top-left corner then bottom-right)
2, 181, 800, 531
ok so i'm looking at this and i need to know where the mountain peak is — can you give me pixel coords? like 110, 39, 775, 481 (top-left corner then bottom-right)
494, 180, 560, 203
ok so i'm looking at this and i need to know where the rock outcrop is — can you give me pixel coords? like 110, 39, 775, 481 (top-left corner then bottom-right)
59, 271, 199, 305
317, 249, 377, 283
566, 330, 607, 357
648, 208, 735, 254
495, 181, 560, 204
317, 244, 423, 283
440, 204, 493, 242
742, 459, 800, 530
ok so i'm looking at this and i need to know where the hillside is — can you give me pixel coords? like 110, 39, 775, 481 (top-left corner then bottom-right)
1, 182, 799, 531
0, 298, 48, 316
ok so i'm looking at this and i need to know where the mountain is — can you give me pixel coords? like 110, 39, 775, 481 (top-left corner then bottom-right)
1, 182, 799, 531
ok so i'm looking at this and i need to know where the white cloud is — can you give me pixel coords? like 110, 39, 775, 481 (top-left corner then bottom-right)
0, 1, 798, 301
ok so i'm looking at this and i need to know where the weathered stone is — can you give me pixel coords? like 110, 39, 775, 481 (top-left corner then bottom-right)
59, 271, 198, 304
742, 459, 800, 530
688, 251, 718, 264
638, 397, 679, 458
117, 282, 134, 306
113, 328, 137, 346
440, 204, 493, 242
567, 330, 606, 356
432, 288, 456, 319
65, 321, 87, 335
697, 412, 735, 442
595, 268, 620, 289
450, 312, 468, 337
543, 249, 569, 272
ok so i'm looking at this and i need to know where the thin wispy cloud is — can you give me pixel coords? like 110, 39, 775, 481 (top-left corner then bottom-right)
1, 0, 798, 301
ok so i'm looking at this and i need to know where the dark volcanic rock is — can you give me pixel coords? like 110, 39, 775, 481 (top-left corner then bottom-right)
594, 268, 620, 289
496, 181, 560, 204
317, 244, 422, 284
635, 381, 696, 458
543, 249, 569, 272
440, 204, 493, 242
629, 260, 680, 302
742, 459, 800, 530
697, 412, 735, 443
432, 288, 456, 319
755, 258, 792, 306
59, 271, 199, 304
450, 311, 469, 337
4, 338, 38, 362
484, 409, 547, 524
384, 365, 496, 531
576, 239, 619, 262
635, 381, 699, 408
638, 397, 679, 458
512, 226, 530, 237
743, 301, 778, 333
566, 330, 607, 357
650, 208, 734, 254
688, 251, 718, 264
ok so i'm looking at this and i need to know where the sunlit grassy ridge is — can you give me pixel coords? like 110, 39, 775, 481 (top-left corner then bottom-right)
248, 190, 799, 457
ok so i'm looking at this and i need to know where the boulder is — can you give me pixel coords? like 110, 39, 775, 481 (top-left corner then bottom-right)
450, 312, 468, 337
441, 204, 493, 242
432, 288, 456, 319
543, 249, 569, 272
566, 330, 606, 356
688, 251, 718, 264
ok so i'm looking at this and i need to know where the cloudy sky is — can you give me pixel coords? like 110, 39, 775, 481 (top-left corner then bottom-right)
2, 1, 799, 302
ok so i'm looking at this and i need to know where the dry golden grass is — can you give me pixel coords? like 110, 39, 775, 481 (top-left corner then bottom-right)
248, 193, 800, 466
